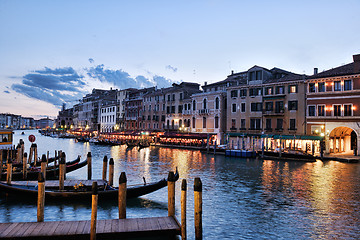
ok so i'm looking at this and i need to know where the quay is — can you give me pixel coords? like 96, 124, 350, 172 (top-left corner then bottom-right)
0, 217, 180, 239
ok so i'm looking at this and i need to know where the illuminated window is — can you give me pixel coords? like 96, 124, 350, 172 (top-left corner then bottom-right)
318, 105, 325, 116
344, 80, 352, 91
309, 83, 316, 92
344, 104, 352, 116
334, 81, 341, 91
333, 105, 341, 116
318, 82, 325, 92
289, 85, 298, 93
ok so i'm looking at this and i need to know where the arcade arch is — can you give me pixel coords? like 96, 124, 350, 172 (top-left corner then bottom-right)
328, 126, 358, 154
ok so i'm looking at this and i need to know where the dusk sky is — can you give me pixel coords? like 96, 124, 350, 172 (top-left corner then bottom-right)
1, 0, 359, 119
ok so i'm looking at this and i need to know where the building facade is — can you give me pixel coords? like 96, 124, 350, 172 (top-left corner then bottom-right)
100, 102, 117, 133
306, 54, 360, 155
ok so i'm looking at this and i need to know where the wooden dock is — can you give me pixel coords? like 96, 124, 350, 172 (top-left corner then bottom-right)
0, 216, 180, 239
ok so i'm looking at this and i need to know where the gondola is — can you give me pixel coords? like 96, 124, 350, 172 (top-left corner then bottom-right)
0, 157, 86, 181
261, 150, 316, 162
0, 169, 179, 200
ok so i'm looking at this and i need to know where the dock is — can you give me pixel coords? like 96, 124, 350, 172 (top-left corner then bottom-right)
0, 216, 180, 239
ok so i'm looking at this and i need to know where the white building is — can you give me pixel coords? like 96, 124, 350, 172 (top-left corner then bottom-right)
100, 103, 117, 133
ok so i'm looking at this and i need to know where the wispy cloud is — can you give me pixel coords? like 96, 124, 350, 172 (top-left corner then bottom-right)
88, 58, 94, 63
4, 90, 10, 94
166, 65, 178, 73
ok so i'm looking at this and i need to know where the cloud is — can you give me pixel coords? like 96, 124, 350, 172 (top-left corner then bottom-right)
11, 63, 177, 108
166, 65, 178, 73
11, 67, 86, 106
4, 90, 10, 94
88, 58, 94, 63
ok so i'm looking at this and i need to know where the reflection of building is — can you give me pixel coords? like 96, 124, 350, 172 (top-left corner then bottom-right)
306, 54, 360, 155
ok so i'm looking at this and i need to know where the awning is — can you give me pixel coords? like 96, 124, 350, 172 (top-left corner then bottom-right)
228, 133, 324, 141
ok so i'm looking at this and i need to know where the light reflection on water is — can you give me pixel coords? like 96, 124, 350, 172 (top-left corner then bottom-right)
0, 130, 359, 239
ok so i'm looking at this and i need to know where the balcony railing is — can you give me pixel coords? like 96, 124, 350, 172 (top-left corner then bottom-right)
182, 110, 192, 115
198, 109, 210, 115
263, 109, 284, 116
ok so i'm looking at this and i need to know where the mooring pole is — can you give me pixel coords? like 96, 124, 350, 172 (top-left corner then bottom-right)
6, 159, 12, 185
87, 152, 92, 180
108, 158, 114, 186
41, 154, 47, 180
167, 171, 176, 217
118, 172, 127, 219
23, 152, 28, 180
102, 155, 108, 181
194, 177, 202, 240
181, 179, 187, 240
37, 172, 45, 222
59, 153, 65, 190
90, 181, 98, 240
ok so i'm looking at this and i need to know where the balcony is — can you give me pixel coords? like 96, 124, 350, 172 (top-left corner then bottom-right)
230, 127, 237, 131
182, 110, 192, 115
263, 109, 284, 116
198, 109, 210, 115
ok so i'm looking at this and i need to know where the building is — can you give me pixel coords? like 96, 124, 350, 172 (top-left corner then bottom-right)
56, 104, 74, 130
100, 101, 117, 133
225, 66, 308, 151
73, 88, 117, 131
117, 88, 137, 131
306, 54, 360, 155
36, 117, 55, 129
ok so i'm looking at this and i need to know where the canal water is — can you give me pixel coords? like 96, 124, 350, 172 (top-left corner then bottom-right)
1, 130, 360, 239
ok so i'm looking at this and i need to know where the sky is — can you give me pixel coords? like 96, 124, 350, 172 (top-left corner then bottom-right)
0, 0, 359, 119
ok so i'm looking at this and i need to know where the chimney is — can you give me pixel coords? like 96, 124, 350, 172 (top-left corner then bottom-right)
353, 54, 360, 73
204, 81, 207, 86
231, 70, 234, 75
314, 68, 318, 75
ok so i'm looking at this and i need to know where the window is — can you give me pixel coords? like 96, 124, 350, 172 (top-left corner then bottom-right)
192, 117, 196, 128
249, 72, 255, 81
171, 106, 175, 113
215, 97, 220, 109
318, 82, 325, 92
168, 95, 171, 101
250, 119, 261, 130
265, 87, 273, 95
344, 104, 352, 116
172, 94, 175, 101
318, 105, 325, 116
334, 81, 341, 91
163, 104, 165, 111
231, 90, 238, 98
275, 101, 284, 113
308, 106, 316, 116
265, 119, 272, 130
289, 119, 296, 130
249, 88, 262, 96
275, 86, 285, 94
265, 102, 273, 111
276, 119, 283, 130
193, 100, 196, 111
232, 103, 237, 113
149, 105, 151, 111
203, 99, 207, 109
180, 93, 183, 100
178, 105, 183, 113
241, 103, 246, 112
202, 117, 206, 128
309, 83, 316, 93
344, 80, 352, 91
166, 106, 170, 114
256, 70, 262, 80
333, 105, 341, 116
240, 119, 246, 129
289, 85, 298, 93
288, 101, 298, 111
240, 89, 247, 97
231, 119, 236, 129
215, 116, 219, 128
251, 102, 262, 112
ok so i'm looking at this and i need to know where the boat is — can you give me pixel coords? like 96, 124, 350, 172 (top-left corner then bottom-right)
138, 140, 150, 149
126, 140, 139, 148
21, 132, 25, 135
1, 157, 86, 181
261, 150, 316, 162
225, 149, 256, 158
0, 169, 179, 200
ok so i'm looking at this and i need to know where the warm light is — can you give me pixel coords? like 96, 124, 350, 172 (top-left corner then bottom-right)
331, 82, 334, 86
341, 81, 344, 85
321, 125, 324, 129
353, 106, 356, 110
315, 83, 318, 87
341, 107, 344, 111
320, 133, 325, 137
325, 82, 328, 86
315, 129, 319, 133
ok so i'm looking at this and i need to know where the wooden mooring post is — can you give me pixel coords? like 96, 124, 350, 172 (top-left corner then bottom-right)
108, 158, 114, 186
181, 179, 187, 240
194, 177, 202, 240
59, 153, 66, 190
33, 144, 38, 165
87, 152, 92, 180
102, 155, 108, 181
41, 154, 47, 180
118, 172, 127, 219
90, 181, 98, 240
0, 150, 3, 174
23, 152, 27, 180
37, 173, 45, 222
168, 171, 176, 217
6, 159, 12, 185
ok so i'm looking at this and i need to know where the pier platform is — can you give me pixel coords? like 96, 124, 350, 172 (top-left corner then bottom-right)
0, 216, 180, 239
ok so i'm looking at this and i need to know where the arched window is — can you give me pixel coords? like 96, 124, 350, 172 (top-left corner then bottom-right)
193, 100, 196, 111
179, 119, 182, 128
192, 117, 196, 129
203, 99, 207, 109
203, 117, 207, 128
167, 120, 170, 129
187, 119, 191, 127
215, 116, 219, 128
215, 97, 220, 109
171, 120, 175, 129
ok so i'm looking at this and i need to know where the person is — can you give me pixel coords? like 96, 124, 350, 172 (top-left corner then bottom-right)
2, 137, 7, 142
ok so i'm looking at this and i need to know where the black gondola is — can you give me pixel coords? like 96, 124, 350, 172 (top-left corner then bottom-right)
0, 169, 179, 200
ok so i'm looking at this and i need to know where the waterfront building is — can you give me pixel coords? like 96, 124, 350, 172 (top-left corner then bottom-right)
226, 66, 308, 151
0, 113, 22, 129
36, 117, 55, 129
56, 104, 73, 130
191, 79, 236, 144
117, 88, 136, 131
20, 117, 35, 129
124, 87, 155, 130
306, 54, 360, 155
73, 88, 117, 131
142, 82, 201, 132
100, 101, 117, 133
